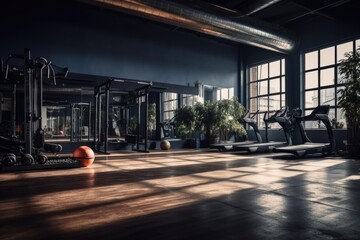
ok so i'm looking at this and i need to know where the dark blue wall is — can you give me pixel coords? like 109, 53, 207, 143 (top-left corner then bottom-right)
0, 0, 238, 92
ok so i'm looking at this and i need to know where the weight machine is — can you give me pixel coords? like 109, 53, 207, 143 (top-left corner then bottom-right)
0, 48, 70, 168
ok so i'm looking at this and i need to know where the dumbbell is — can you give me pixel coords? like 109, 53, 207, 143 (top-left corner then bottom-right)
36, 152, 48, 164
21, 154, 34, 166
2, 153, 16, 167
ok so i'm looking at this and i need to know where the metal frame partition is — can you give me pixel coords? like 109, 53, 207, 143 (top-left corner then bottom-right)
94, 81, 110, 154
71, 102, 91, 142
94, 79, 153, 154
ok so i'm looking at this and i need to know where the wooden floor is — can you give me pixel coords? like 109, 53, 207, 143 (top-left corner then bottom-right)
1, 150, 360, 240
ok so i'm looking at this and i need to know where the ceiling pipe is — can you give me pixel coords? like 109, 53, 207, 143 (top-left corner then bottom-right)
79, 0, 297, 53
240, 0, 283, 16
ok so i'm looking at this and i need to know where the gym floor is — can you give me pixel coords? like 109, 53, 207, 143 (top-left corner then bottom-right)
1, 150, 360, 240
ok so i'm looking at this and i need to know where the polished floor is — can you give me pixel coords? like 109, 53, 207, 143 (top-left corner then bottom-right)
1, 150, 360, 240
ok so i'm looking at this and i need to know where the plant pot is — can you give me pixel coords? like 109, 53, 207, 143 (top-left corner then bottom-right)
183, 139, 196, 148
210, 136, 220, 144
346, 144, 360, 159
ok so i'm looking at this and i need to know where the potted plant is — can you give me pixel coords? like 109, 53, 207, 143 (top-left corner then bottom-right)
147, 103, 156, 139
338, 47, 360, 158
194, 101, 220, 145
174, 106, 196, 139
217, 97, 247, 142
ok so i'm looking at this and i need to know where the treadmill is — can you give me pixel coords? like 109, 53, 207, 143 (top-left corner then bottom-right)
273, 105, 335, 157
210, 110, 263, 151
233, 107, 293, 153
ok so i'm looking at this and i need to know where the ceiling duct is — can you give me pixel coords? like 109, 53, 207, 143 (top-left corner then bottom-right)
79, 0, 297, 53
240, 0, 283, 16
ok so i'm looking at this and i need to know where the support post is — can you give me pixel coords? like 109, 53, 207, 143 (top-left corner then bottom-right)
24, 48, 33, 155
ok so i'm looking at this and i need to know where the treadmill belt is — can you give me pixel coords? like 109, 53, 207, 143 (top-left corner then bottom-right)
210, 141, 255, 151
273, 142, 330, 157
233, 141, 287, 153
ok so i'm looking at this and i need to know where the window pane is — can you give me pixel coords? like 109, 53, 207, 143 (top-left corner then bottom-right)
337, 86, 345, 102
183, 95, 195, 107
249, 82, 258, 98
259, 80, 268, 95
304, 110, 318, 129
305, 51, 318, 70
319, 108, 335, 128
258, 64, 268, 80
320, 46, 335, 67
305, 90, 318, 108
281, 77, 285, 92
269, 78, 280, 94
259, 96, 268, 111
357, 39, 360, 49
163, 102, 169, 111
216, 89, 221, 100
269, 94, 281, 111
258, 113, 265, 129
337, 41, 353, 62
229, 88, 234, 99
269, 60, 280, 78
250, 67, 258, 82
337, 66, 347, 84
221, 88, 229, 100
250, 98, 258, 113
164, 92, 177, 100
168, 112, 174, 120
320, 88, 335, 106
281, 59, 285, 75
281, 94, 286, 107
164, 112, 173, 121
329, 109, 336, 123
337, 108, 347, 128
305, 70, 318, 89
320, 68, 335, 87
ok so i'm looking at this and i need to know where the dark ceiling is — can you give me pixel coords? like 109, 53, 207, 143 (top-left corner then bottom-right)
176, 0, 358, 29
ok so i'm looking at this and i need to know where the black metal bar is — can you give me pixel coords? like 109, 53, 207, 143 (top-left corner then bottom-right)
93, 88, 98, 151
24, 48, 32, 155
88, 101, 91, 142
12, 84, 16, 137
105, 87, 109, 153
155, 92, 161, 140
144, 89, 149, 152
70, 105, 74, 142
38, 64, 45, 131
137, 96, 141, 151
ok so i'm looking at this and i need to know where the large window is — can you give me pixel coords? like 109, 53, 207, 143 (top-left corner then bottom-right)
162, 92, 178, 121
303, 39, 360, 129
248, 59, 286, 128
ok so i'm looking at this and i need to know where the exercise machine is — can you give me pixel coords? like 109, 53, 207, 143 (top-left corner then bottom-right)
233, 107, 293, 153
0, 48, 75, 170
210, 110, 263, 151
94, 78, 155, 153
71, 102, 91, 142
273, 105, 335, 157
159, 117, 176, 139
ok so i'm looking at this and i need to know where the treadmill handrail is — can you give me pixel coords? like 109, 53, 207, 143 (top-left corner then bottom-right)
264, 107, 289, 142
295, 105, 335, 149
239, 110, 262, 143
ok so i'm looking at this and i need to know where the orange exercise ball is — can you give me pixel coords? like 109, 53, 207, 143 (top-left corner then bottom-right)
73, 146, 95, 167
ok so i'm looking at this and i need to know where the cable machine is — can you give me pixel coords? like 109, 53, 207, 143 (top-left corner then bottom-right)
0, 48, 68, 167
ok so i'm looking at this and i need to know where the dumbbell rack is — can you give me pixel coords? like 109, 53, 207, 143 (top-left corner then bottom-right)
0, 156, 80, 172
